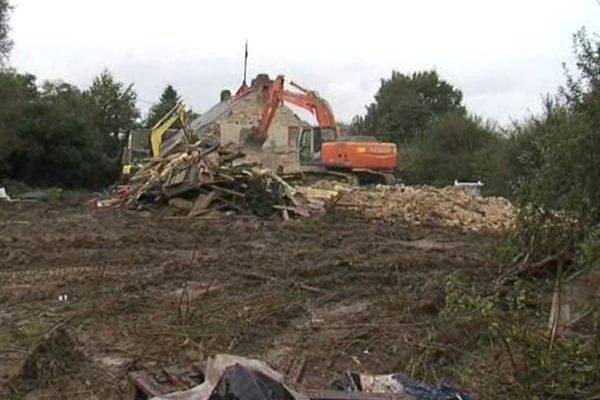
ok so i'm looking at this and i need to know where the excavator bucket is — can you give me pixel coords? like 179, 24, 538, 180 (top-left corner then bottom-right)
243, 127, 267, 150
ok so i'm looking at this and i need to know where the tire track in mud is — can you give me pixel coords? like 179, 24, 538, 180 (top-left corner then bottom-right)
0, 263, 168, 286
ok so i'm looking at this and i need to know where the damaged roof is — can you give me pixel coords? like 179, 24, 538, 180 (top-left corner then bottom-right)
192, 85, 257, 134
191, 100, 232, 133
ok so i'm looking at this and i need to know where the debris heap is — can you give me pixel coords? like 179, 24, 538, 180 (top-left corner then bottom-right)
319, 182, 516, 232
130, 354, 473, 400
116, 143, 333, 219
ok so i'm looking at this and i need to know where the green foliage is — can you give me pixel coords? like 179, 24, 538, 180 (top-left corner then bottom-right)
10, 81, 117, 187
352, 70, 464, 142
88, 69, 140, 158
506, 28, 600, 273
0, 0, 12, 66
512, 207, 580, 266
0, 71, 128, 188
443, 274, 497, 320
562, 27, 600, 116
145, 84, 181, 127
513, 101, 600, 226
0, 71, 37, 175
576, 226, 600, 271
402, 112, 504, 190
487, 33, 600, 398
408, 274, 600, 398
350, 70, 513, 194
0, 178, 30, 194
515, 29, 600, 224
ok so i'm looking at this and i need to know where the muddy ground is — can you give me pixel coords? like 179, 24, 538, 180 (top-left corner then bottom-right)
0, 196, 500, 399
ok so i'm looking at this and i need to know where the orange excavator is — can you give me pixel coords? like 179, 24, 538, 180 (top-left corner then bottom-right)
246, 75, 397, 184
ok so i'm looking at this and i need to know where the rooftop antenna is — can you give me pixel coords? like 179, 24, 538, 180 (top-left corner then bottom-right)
243, 39, 248, 86
234, 40, 250, 99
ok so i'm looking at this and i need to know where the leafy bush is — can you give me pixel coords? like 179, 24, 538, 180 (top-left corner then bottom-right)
5, 80, 116, 187
0, 70, 140, 188
401, 112, 507, 193
351, 70, 514, 195
506, 28, 600, 272
407, 273, 600, 399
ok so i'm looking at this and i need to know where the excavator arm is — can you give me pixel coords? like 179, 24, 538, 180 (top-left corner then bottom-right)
246, 75, 337, 148
251, 76, 285, 148
278, 91, 336, 128
150, 103, 192, 159
121, 103, 192, 179
287, 80, 336, 128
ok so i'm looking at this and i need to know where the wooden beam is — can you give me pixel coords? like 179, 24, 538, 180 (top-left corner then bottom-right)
129, 371, 168, 399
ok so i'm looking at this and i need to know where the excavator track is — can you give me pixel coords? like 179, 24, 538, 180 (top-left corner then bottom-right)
293, 167, 395, 186
0, 263, 167, 286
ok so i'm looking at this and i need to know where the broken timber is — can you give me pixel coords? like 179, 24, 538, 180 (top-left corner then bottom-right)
115, 142, 335, 220
128, 367, 417, 400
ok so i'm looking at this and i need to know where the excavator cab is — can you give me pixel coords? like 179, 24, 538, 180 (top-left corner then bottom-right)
298, 127, 336, 165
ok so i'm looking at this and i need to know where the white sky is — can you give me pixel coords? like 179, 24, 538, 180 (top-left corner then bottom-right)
8, 0, 600, 125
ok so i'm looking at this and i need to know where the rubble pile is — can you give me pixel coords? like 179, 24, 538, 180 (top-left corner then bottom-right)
114, 143, 335, 219
321, 182, 516, 232
107, 141, 514, 229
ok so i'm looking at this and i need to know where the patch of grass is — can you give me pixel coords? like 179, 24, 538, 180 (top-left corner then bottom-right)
0, 179, 31, 195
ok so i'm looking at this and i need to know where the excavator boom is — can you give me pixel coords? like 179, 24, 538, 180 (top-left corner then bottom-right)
246, 75, 337, 149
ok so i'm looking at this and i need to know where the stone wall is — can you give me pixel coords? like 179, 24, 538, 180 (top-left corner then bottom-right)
215, 91, 304, 151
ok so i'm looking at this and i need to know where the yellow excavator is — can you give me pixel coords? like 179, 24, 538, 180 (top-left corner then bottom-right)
121, 103, 193, 178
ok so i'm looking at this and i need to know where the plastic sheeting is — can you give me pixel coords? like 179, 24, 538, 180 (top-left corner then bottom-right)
151, 354, 308, 400
339, 371, 474, 400
208, 364, 297, 400
0, 187, 11, 202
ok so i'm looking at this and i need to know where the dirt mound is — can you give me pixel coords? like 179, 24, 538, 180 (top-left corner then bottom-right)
316, 182, 515, 232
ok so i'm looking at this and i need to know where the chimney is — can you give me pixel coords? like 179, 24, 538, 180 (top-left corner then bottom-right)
220, 90, 232, 102
252, 73, 272, 88
252, 73, 272, 104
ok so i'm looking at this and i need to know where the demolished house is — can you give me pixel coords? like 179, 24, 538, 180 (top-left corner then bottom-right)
190, 74, 308, 170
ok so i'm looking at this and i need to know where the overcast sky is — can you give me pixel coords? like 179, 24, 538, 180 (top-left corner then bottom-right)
8, 0, 600, 125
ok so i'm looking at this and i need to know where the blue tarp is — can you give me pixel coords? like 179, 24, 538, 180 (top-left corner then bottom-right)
340, 371, 474, 400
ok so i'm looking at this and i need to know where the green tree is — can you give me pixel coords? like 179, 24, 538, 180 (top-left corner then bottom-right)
88, 69, 140, 157
562, 27, 600, 117
9, 81, 117, 187
0, 0, 12, 66
0, 70, 37, 175
145, 84, 181, 127
404, 112, 502, 189
353, 70, 464, 142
